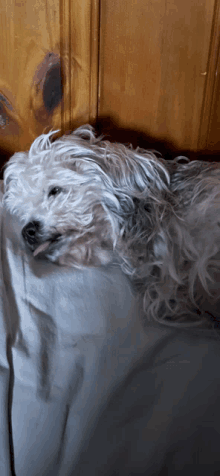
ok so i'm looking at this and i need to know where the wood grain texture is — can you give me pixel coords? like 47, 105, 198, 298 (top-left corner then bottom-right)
0, 0, 99, 155
61, 0, 99, 130
206, 56, 220, 152
0, 0, 61, 153
0, 0, 219, 158
198, 0, 220, 152
98, 0, 216, 151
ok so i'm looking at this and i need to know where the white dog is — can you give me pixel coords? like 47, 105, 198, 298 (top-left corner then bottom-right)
3, 125, 220, 328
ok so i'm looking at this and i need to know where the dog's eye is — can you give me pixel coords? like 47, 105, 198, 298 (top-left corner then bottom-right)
48, 186, 63, 197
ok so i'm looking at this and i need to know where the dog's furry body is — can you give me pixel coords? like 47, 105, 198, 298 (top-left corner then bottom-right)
3, 125, 220, 328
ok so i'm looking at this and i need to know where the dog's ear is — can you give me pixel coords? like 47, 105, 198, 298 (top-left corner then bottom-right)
3, 152, 28, 190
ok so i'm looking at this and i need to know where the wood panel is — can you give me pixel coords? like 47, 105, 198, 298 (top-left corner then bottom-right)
98, 0, 216, 152
206, 58, 220, 153
0, 0, 99, 156
198, 0, 220, 152
61, 0, 99, 131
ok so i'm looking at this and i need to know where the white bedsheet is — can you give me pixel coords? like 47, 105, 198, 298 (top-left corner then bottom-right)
0, 182, 220, 475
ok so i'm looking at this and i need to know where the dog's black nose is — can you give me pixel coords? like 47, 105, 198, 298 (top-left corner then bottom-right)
22, 221, 41, 245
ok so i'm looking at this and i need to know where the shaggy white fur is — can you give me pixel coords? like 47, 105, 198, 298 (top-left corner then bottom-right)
3, 125, 220, 329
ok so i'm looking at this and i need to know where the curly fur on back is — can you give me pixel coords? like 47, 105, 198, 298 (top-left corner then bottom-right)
3, 125, 220, 330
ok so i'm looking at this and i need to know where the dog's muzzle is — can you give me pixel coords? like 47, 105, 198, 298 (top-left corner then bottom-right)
22, 221, 61, 256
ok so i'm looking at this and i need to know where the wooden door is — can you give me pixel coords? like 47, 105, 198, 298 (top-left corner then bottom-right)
0, 0, 219, 166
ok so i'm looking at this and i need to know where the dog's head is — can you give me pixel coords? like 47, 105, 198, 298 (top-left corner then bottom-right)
3, 125, 170, 268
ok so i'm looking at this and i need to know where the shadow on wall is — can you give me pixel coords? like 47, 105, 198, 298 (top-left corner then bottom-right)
0, 116, 220, 180
95, 116, 220, 164
0, 149, 12, 179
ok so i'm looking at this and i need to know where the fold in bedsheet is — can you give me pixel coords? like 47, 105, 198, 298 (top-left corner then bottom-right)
0, 181, 220, 476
